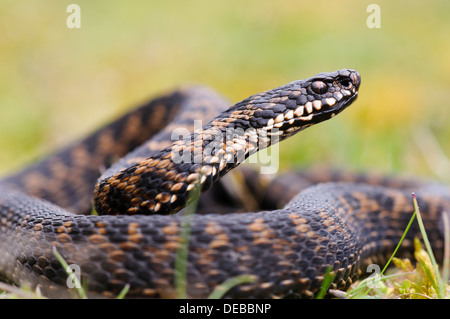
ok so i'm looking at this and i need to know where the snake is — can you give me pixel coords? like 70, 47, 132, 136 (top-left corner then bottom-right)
0, 69, 449, 298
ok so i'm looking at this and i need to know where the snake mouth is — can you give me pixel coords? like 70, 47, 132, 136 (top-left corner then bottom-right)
327, 90, 358, 115
262, 91, 358, 136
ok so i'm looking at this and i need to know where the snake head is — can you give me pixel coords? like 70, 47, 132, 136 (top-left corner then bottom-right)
248, 69, 361, 138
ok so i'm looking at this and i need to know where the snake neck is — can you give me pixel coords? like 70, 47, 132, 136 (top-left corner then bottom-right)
93, 118, 277, 216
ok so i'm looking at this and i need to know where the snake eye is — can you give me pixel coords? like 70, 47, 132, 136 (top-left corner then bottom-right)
310, 81, 327, 94
338, 78, 353, 90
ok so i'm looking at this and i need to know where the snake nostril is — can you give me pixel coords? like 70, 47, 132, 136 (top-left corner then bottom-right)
339, 79, 353, 90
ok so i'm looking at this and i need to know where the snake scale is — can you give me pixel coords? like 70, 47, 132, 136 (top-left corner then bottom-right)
1, 69, 449, 298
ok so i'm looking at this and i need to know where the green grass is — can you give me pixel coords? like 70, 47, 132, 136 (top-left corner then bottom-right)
1, 0, 449, 299
331, 194, 450, 299
1, 1, 449, 179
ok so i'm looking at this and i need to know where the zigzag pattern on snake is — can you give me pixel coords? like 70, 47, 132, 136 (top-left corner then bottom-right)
0, 69, 449, 298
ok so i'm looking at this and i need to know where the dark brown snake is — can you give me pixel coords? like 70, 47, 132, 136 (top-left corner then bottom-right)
0, 69, 449, 298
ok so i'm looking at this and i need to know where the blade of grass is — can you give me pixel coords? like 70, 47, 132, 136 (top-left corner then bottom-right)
173, 173, 260, 299
396, 292, 433, 299
412, 193, 444, 298
442, 211, 450, 294
208, 275, 256, 299
380, 206, 417, 276
417, 257, 438, 293
115, 284, 130, 299
0, 282, 44, 299
315, 266, 335, 299
174, 178, 202, 299
52, 246, 87, 299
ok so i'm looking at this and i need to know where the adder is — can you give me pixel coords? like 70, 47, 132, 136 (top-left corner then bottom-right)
0, 69, 449, 298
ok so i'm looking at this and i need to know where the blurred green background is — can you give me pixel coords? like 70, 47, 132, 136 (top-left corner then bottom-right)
0, 0, 449, 181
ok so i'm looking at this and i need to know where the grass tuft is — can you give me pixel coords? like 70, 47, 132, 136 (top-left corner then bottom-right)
340, 193, 450, 299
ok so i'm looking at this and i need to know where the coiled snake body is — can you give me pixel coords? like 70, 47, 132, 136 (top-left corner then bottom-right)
0, 69, 449, 298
